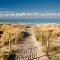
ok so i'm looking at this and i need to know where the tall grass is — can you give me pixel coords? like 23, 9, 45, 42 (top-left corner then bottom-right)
33, 26, 60, 60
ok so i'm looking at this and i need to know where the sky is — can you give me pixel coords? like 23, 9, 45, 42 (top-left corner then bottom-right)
0, 0, 60, 19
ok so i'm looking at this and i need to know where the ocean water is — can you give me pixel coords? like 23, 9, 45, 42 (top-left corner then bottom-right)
0, 19, 60, 24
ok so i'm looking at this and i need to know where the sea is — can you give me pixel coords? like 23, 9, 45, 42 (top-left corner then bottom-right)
0, 19, 60, 24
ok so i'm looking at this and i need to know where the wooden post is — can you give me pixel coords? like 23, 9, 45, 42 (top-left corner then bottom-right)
9, 33, 11, 51
15, 30, 18, 44
15, 32, 16, 44
41, 31, 43, 45
46, 36, 49, 56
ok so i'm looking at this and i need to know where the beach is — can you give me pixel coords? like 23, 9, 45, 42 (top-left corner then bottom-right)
0, 23, 60, 60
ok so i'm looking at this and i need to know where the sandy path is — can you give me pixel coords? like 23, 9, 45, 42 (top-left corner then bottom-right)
16, 27, 49, 60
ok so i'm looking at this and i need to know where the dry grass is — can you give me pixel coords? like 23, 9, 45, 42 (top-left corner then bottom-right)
0, 24, 60, 60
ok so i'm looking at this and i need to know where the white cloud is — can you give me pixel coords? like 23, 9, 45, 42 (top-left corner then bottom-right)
27, 13, 32, 16
32, 13, 39, 16
0, 14, 4, 17
0, 11, 11, 13
0, 11, 60, 18
20, 13, 26, 16
4, 13, 15, 17
39, 13, 57, 16
16, 13, 20, 16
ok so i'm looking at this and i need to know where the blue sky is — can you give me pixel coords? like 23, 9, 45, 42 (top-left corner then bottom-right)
0, 0, 60, 19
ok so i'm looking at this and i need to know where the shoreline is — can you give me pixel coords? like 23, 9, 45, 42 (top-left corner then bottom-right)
0, 22, 60, 25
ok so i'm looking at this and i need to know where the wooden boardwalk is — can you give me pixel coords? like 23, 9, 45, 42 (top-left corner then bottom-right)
16, 27, 49, 60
